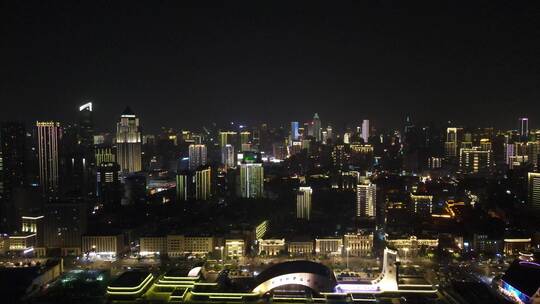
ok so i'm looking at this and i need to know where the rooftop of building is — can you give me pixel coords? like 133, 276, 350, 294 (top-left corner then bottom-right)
108, 270, 151, 288
254, 260, 335, 287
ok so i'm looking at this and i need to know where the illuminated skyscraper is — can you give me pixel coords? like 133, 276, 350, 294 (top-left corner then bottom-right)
176, 171, 191, 201
312, 113, 322, 142
356, 181, 376, 218
240, 131, 251, 146
445, 127, 463, 158
519, 117, 529, 141
96, 162, 121, 206
64, 102, 95, 196
326, 125, 333, 142
361, 119, 370, 143
239, 162, 264, 199
188, 144, 207, 170
526, 141, 540, 169
221, 144, 235, 168
296, 186, 312, 220
95, 145, 116, 166
195, 166, 211, 200
504, 143, 515, 165
36, 121, 61, 194
219, 131, 237, 148
291, 121, 300, 141
528, 172, 540, 211
116, 107, 142, 173
459, 147, 492, 174
78, 102, 94, 150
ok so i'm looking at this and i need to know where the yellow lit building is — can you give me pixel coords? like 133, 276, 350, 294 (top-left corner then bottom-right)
343, 232, 373, 257
166, 235, 185, 257
21, 215, 44, 246
225, 239, 245, 258
184, 236, 214, 255
459, 147, 492, 174
528, 172, 540, 211
9, 233, 36, 252
195, 166, 211, 200
258, 238, 285, 256
296, 186, 312, 220
219, 131, 237, 148
36, 121, 61, 194
503, 238, 531, 257
95, 146, 116, 166
255, 220, 269, 239
315, 238, 343, 256
140, 236, 166, 256
287, 241, 314, 256
386, 236, 438, 258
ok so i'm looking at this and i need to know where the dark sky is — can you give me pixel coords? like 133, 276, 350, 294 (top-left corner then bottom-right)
1, 1, 540, 132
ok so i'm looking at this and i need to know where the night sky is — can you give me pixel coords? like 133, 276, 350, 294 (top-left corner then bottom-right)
1, 1, 540, 132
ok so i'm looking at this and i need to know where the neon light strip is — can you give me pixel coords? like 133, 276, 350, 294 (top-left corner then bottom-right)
519, 261, 540, 267
107, 275, 153, 295
10, 234, 36, 239
399, 284, 435, 287
157, 280, 195, 284
154, 283, 194, 288
163, 276, 198, 280
190, 292, 258, 296
169, 288, 188, 300
107, 273, 153, 291
21, 216, 44, 220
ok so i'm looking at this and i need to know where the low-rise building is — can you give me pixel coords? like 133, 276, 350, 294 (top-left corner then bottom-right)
315, 238, 343, 256
82, 234, 124, 257
21, 215, 44, 247
258, 238, 285, 256
166, 235, 185, 257
287, 241, 313, 256
140, 236, 166, 256
503, 238, 531, 257
472, 233, 503, 255
225, 239, 245, 258
9, 232, 36, 253
387, 235, 438, 258
184, 236, 214, 255
343, 232, 373, 257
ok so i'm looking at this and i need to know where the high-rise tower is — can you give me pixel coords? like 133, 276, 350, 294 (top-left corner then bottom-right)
356, 181, 376, 218
239, 162, 264, 199
361, 119, 370, 143
36, 121, 61, 194
291, 122, 300, 141
188, 144, 207, 170
296, 186, 312, 220
116, 107, 142, 173
221, 144, 235, 169
312, 113, 322, 142
519, 117, 529, 141
528, 172, 540, 212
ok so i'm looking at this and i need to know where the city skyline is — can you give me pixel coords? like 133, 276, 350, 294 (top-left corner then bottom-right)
2, 2, 540, 303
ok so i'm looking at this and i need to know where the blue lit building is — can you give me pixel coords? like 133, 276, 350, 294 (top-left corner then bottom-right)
498, 256, 540, 303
